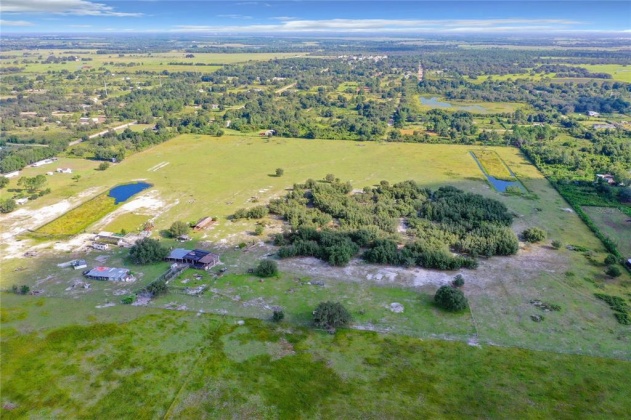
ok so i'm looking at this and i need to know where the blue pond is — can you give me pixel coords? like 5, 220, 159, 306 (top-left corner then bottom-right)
420, 96, 486, 113
108, 182, 152, 204
469, 152, 526, 193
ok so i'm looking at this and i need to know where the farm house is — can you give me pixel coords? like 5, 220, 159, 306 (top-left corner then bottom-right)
165, 248, 220, 270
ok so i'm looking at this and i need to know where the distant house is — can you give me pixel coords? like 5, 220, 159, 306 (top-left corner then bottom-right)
84, 267, 133, 282
92, 243, 109, 250
165, 248, 220, 271
79, 117, 100, 125
177, 234, 191, 242
15, 198, 29, 205
596, 174, 617, 185
194, 216, 214, 231
56, 168, 72, 174
587, 111, 600, 117
210, 104, 219, 110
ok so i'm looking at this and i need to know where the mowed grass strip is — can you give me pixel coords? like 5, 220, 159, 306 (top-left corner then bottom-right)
36, 192, 117, 236
472, 150, 515, 181
2, 301, 631, 419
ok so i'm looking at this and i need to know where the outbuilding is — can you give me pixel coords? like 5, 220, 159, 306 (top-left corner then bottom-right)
84, 267, 133, 282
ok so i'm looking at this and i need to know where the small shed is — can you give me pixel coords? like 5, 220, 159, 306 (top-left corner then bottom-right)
194, 217, 214, 231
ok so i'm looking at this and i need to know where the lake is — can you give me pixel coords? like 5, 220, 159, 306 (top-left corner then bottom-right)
108, 182, 152, 204
420, 97, 487, 113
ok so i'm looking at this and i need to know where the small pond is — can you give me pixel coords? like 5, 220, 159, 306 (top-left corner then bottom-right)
420, 96, 487, 113
469, 152, 526, 193
108, 182, 152, 204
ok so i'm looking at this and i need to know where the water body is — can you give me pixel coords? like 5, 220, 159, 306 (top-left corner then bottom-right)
108, 182, 152, 204
469, 152, 527, 193
420, 96, 487, 113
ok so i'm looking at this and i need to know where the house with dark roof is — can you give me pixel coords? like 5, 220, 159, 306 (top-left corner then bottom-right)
165, 248, 220, 270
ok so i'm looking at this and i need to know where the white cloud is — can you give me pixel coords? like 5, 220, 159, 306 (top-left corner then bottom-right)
173, 18, 581, 33
217, 14, 252, 19
1, 0, 143, 17
0, 19, 35, 26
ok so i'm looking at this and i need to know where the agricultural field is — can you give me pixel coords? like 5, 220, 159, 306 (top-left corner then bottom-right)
578, 64, 631, 83
34, 192, 117, 236
470, 150, 514, 181
582, 206, 631, 257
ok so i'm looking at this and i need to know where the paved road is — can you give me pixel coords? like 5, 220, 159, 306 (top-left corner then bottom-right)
69, 121, 138, 146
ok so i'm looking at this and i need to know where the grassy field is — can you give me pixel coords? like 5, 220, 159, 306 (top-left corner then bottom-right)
582, 206, 631, 257
471, 149, 515, 181
102, 213, 151, 234
35, 192, 117, 236
1, 51, 309, 75
2, 295, 631, 418
578, 64, 631, 83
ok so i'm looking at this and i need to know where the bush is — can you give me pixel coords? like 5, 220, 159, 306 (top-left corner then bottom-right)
434, 286, 468, 312
313, 301, 351, 329
606, 266, 622, 278
129, 238, 168, 264
0, 198, 17, 214
254, 259, 278, 277
453, 274, 465, 287
604, 254, 618, 265
98, 162, 110, 171
121, 295, 136, 304
275, 168, 284, 177
169, 221, 190, 238
272, 310, 285, 322
522, 227, 546, 243
254, 225, 264, 236
551, 240, 562, 249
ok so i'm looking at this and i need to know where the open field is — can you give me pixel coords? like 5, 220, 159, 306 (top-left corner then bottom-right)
1, 51, 309, 74
35, 192, 117, 236
471, 149, 514, 181
1, 135, 630, 360
577, 64, 631, 83
2, 295, 631, 418
582, 206, 631, 257
102, 213, 151, 234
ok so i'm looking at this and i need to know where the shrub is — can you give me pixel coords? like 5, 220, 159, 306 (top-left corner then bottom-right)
606, 266, 622, 278
272, 310, 285, 322
313, 301, 351, 329
254, 225, 264, 236
453, 274, 465, 287
129, 238, 168, 264
121, 295, 136, 304
522, 227, 546, 243
169, 221, 190, 238
604, 254, 618, 265
434, 286, 468, 312
275, 168, 284, 177
254, 259, 278, 277
98, 162, 110, 171
551, 240, 562, 249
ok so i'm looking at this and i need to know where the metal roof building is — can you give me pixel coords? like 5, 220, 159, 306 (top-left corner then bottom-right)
84, 267, 132, 282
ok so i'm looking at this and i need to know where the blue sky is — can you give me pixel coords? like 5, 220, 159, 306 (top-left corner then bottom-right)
1, 1, 629, 34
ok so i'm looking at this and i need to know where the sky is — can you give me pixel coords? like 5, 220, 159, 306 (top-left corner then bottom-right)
0, 0, 629, 34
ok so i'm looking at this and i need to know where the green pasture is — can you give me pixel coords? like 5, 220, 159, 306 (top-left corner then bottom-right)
578, 64, 631, 83
1, 51, 309, 75
582, 206, 631, 257
102, 213, 151, 234
2, 296, 631, 418
471, 149, 514, 181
